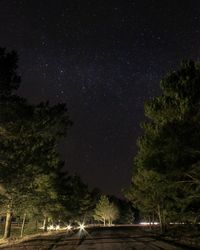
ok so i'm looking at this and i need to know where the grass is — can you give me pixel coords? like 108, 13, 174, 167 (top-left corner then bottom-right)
0, 221, 44, 241
142, 224, 200, 248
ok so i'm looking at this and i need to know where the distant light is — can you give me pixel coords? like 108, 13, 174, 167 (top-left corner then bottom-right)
48, 225, 55, 230
66, 225, 72, 231
78, 223, 85, 231
140, 222, 159, 225
169, 222, 185, 225
56, 225, 60, 230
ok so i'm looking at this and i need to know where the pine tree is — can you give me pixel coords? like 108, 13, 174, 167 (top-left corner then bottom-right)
127, 61, 200, 229
0, 48, 72, 237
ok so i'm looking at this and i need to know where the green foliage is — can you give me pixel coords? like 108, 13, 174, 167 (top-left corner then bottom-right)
126, 168, 180, 227
94, 195, 119, 225
0, 98, 72, 214
56, 174, 99, 222
137, 61, 200, 174
109, 196, 136, 224
0, 48, 75, 237
126, 60, 200, 229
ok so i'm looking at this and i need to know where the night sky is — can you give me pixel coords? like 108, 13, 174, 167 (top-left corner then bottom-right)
0, 0, 200, 196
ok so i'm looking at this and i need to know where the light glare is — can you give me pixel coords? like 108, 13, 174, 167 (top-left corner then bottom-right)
66, 225, 72, 230
78, 223, 85, 230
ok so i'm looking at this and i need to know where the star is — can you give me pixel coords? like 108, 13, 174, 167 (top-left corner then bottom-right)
1, 0, 200, 196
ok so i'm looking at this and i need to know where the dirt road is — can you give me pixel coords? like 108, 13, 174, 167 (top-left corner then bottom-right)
0, 226, 197, 250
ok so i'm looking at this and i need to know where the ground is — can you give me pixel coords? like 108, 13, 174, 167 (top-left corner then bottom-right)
0, 226, 198, 250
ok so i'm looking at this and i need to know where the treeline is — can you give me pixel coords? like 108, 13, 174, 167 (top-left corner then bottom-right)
0, 48, 135, 239
93, 195, 136, 226
125, 61, 200, 232
0, 48, 102, 238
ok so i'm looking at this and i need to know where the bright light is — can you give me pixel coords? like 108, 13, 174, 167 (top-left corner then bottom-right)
78, 223, 85, 231
140, 222, 159, 225
170, 222, 185, 225
55, 225, 60, 230
48, 225, 55, 230
66, 225, 72, 231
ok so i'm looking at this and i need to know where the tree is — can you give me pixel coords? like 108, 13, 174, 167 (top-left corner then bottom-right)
0, 100, 72, 237
107, 203, 119, 226
125, 168, 179, 232
94, 195, 119, 226
126, 60, 200, 230
179, 162, 200, 224
0, 48, 27, 238
56, 174, 97, 223
0, 48, 72, 237
136, 61, 200, 174
109, 196, 136, 224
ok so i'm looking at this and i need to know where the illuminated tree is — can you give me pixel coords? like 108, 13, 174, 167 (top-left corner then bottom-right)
0, 48, 72, 238
94, 195, 119, 226
0, 48, 26, 238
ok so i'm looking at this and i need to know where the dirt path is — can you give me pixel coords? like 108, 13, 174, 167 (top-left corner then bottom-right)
0, 226, 198, 250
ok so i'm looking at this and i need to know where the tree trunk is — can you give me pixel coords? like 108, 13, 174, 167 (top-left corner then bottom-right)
43, 217, 48, 232
35, 220, 38, 232
149, 215, 152, 230
163, 212, 166, 232
20, 213, 26, 237
4, 210, 12, 239
157, 205, 163, 233
152, 212, 155, 225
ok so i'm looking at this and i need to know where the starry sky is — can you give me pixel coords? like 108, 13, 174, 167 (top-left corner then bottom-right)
0, 0, 200, 196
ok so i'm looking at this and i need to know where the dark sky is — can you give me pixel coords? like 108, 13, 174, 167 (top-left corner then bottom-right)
0, 0, 200, 196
